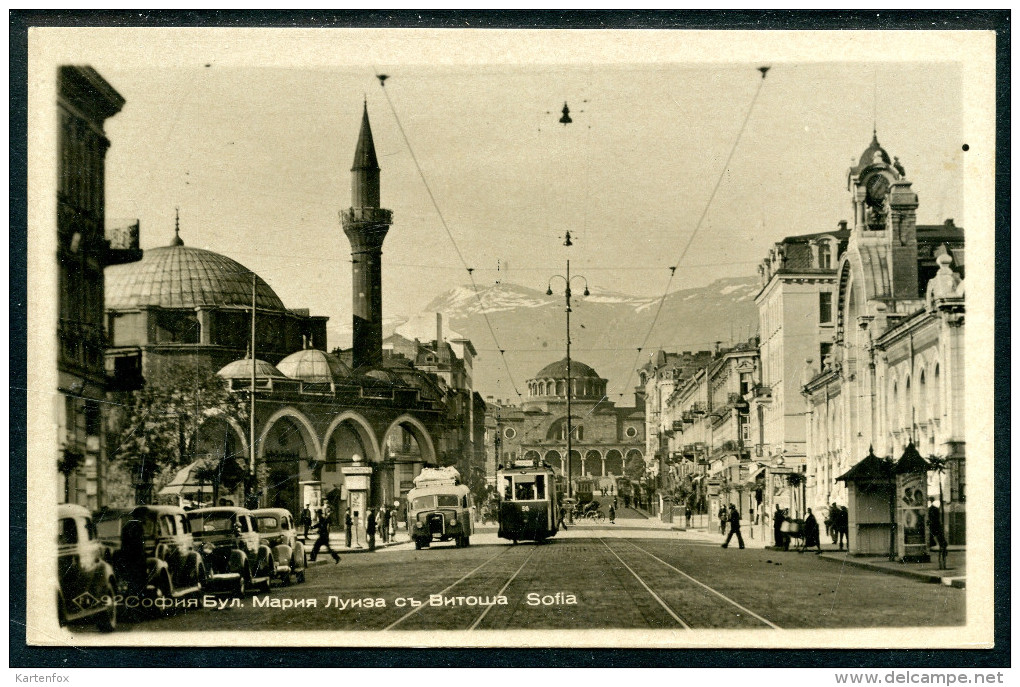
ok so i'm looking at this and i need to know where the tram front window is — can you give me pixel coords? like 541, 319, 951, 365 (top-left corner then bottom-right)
503, 477, 513, 500
535, 475, 546, 500
515, 482, 536, 500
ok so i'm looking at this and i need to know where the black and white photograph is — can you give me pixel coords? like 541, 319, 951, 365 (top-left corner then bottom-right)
22, 22, 997, 653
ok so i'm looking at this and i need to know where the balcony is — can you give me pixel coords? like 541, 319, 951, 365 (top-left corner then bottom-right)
104, 220, 142, 266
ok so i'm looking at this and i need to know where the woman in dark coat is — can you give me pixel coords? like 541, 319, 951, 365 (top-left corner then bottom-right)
773, 504, 786, 549
803, 508, 822, 553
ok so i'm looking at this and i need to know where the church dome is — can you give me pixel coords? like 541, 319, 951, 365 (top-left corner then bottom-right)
533, 358, 601, 381
106, 234, 286, 311
277, 349, 350, 383
217, 358, 287, 380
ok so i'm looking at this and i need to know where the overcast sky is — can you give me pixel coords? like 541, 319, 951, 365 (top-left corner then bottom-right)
40, 30, 966, 350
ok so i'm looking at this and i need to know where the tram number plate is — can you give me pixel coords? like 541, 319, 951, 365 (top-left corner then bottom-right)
521, 506, 530, 511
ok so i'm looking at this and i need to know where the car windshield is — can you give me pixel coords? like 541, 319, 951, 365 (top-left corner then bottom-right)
188, 513, 235, 534
436, 495, 459, 507
410, 496, 435, 511
58, 518, 77, 545
256, 516, 279, 531
94, 515, 125, 540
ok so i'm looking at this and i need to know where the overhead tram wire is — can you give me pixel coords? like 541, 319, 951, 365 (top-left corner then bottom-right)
617, 67, 770, 398
376, 73, 523, 399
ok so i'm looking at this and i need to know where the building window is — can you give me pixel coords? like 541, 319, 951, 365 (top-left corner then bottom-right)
504, 427, 516, 439
818, 243, 832, 269
819, 292, 833, 324
625, 426, 637, 438
820, 342, 833, 366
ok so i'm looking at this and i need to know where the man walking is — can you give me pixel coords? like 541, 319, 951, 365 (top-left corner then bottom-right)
721, 504, 745, 549
836, 505, 849, 551
773, 504, 786, 550
558, 503, 568, 531
928, 498, 949, 569
803, 508, 822, 553
344, 509, 353, 548
309, 509, 341, 564
608, 503, 616, 524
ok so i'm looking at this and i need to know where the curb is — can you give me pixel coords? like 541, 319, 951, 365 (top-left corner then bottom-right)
818, 552, 965, 587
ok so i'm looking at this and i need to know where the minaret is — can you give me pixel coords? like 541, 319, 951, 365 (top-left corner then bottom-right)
341, 102, 393, 370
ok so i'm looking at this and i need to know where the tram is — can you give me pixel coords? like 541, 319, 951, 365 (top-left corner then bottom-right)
496, 459, 559, 544
574, 477, 595, 505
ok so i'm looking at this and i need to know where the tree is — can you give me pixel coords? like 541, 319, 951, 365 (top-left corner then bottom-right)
624, 454, 646, 482
110, 361, 248, 505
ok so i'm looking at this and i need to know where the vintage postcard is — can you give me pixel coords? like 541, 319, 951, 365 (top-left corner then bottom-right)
25, 25, 996, 649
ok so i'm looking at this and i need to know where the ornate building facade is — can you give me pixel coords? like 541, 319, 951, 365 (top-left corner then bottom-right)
801, 134, 965, 545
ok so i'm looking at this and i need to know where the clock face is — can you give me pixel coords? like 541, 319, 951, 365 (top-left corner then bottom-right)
866, 175, 890, 205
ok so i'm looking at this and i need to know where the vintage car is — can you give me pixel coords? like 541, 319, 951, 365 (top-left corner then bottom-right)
252, 508, 307, 585
57, 504, 118, 632
92, 507, 134, 563
110, 505, 205, 605
187, 507, 274, 596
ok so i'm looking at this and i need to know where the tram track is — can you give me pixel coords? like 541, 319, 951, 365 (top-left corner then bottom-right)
617, 539, 782, 630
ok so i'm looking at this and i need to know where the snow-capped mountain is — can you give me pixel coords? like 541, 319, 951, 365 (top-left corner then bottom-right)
418, 276, 761, 402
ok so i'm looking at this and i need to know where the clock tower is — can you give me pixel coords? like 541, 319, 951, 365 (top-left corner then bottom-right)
341, 102, 393, 370
847, 131, 919, 302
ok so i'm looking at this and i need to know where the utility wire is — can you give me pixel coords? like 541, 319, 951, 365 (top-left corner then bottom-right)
618, 68, 769, 395
377, 75, 523, 398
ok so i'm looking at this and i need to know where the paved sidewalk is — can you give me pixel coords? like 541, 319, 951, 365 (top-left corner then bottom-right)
817, 547, 966, 588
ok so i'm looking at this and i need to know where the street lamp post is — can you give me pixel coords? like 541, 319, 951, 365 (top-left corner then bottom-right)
547, 241, 589, 523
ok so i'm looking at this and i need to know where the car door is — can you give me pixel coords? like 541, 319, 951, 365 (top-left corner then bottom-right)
57, 516, 85, 604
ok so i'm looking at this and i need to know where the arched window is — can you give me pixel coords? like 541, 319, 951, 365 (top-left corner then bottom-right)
818, 242, 832, 269
904, 376, 911, 429
933, 364, 942, 419
919, 370, 928, 422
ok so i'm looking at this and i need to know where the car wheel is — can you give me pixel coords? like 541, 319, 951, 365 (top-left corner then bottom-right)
463, 536, 470, 548
414, 538, 423, 550
235, 575, 246, 597
96, 578, 117, 633
261, 575, 272, 593
296, 571, 305, 583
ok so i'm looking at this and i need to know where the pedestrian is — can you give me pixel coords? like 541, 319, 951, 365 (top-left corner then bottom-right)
927, 498, 949, 569
344, 509, 353, 548
608, 503, 616, 524
721, 504, 745, 549
803, 508, 822, 553
685, 506, 692, 528
773, 504, 786, 549
380, 507, 390, 544
558, 504, 568, 530
824, 503, 835, 543
300, 504, 313, 539
837, 505, 849, 551
390, 506, 398, 539
309, 510, 341, 564
367, 508, 377, 551
719, 506, 728, 535
613, 496, 618, 510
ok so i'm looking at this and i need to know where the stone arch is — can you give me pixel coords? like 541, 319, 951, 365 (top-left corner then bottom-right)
568, 450, 583, 478
584, 449, 603, 476
543, 450, 561, 473
523, 449, 541, 464
625, 449, 645, 477
604, 449, 623, 476
191, 413, 249, 507
257, 407, 321, 515
382, 414, 437, 466
322, 411, 381, 464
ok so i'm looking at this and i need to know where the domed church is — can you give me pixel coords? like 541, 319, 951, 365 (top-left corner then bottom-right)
487, 357, 646, 485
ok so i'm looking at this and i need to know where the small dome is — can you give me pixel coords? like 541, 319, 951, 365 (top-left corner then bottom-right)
217, 358, 286, 380
533, 358, 601, 381
106, 239, 286, 311
277, 349, 350, 383
852, 132, 891, 175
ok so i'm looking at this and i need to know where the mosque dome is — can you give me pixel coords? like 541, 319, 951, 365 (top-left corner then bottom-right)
277, 349, 351, 383
105, 232, 286, 311
217, 358, 287, 380
533, 358, 601, 381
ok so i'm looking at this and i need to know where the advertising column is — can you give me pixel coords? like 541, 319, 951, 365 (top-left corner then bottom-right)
341, 454, 373, 549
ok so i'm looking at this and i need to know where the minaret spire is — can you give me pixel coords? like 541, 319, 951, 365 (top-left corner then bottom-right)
341, 103, 392, 370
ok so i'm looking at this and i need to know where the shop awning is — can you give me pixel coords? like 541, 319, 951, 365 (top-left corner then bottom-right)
158, 460, 215, 496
